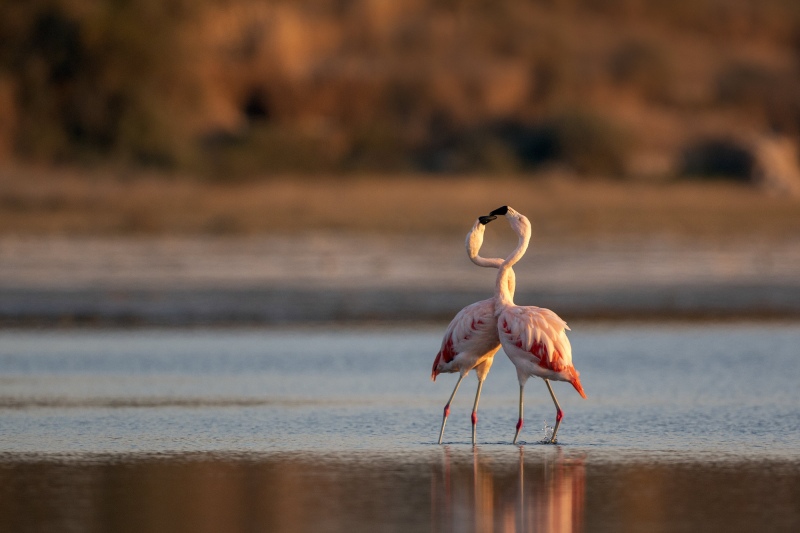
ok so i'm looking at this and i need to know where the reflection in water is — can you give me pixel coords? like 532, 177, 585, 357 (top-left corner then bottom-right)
432, 447, 585, 533
1, 451, 799, 532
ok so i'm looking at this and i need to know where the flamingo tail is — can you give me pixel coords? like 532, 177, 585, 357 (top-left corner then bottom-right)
431, 353, 442, 382
567, 367, 587, 399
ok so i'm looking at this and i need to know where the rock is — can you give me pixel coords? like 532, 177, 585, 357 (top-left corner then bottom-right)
751, 135, 800, 197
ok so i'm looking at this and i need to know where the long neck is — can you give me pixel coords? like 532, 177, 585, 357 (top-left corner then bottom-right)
495, 223, 530, 307
470, 254, 503, 268
501, 267, 516, 302
466, 222, 504, 269
496, 265, 515, 307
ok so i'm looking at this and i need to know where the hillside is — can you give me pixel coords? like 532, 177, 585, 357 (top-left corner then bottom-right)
2, 0, 800, 181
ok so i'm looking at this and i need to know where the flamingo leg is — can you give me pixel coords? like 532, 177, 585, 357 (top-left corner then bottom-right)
471, 379, 485, 446
513, 383, 525, 444
544, 379, 564, 443
438, 374, 464, 444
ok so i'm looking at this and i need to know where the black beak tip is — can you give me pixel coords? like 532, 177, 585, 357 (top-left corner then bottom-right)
478, 215, 497, 225
489, 206, 509, 217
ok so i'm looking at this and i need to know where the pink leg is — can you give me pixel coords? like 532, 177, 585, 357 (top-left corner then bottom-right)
471, 379, 485, 446
438, 374, 464, 444
545, 379, 563, 443
513, 383, 525, 444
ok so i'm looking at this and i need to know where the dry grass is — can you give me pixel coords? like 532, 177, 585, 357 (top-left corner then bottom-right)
2, 168, 799, 243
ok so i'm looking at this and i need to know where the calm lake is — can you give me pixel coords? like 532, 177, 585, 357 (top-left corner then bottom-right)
1, 323, 799, 532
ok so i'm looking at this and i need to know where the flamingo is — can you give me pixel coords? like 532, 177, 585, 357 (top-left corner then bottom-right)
431, 214, 516, 445
487, 205, 586, 444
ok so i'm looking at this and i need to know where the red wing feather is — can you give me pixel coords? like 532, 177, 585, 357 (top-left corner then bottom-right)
431, 336, 456, 381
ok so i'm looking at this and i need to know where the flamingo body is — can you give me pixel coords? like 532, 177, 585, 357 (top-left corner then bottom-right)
486, 205, 586, 443
497, 306, 585, 398
432, 216, 508, 445
431, 298, 500, 382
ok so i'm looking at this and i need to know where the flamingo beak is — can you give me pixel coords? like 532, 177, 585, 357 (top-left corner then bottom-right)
489, 206, 509, 216
478, 215, 496, 225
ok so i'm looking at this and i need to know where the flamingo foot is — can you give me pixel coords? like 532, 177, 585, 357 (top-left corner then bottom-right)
437, 404, 451, 445
513, 418, 523, 444
550, 409, 564, 443
471, 411, 478, 445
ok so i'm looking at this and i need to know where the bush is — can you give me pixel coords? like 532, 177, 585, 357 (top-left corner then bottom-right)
0, 0, 195, 167
201, 124, 337, 178
716, 61, 779, 107
680, 138, 755, 181
609, 39, 673, 101
548, 112, 630, 176
414, 111, 631, 177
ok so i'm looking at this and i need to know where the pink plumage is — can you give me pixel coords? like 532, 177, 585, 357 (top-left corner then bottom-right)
431, 206, 586, 445
431, 217, 507, 445
486, 205, 586, 444
498, 306, 586, 398
431, 298, 499, 382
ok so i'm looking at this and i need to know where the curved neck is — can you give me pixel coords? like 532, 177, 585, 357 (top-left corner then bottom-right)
496, 266, 515, 307
466, 221, 504, 269
469, 254, 503, 268
502, 267, 516, 302
495, 222, 530, 307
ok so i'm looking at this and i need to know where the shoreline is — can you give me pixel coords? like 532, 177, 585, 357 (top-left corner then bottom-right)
3, 283, 800, 327
2, 230, 799, 326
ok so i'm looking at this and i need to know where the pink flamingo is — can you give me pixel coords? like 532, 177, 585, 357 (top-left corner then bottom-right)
487, 205, 586, 444
431, 215, 515, 445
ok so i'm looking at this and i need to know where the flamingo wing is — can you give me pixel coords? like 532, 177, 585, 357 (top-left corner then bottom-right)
500, 306, 571, 367
499, 306, 585, 397
431, 298, 498, 381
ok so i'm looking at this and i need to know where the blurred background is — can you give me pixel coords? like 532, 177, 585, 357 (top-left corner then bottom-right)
1, 0, 800, 323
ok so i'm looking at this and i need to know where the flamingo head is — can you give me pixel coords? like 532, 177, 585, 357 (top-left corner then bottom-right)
467, 213, 496, 245
466, 217, 488, 259
488, 205, 530, 237
466, 214, 504, 267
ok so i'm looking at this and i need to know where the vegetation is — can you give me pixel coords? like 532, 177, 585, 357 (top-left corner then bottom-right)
1, 0, 800, 178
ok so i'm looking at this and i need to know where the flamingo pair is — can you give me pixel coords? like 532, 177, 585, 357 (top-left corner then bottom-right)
431, 206, 586, 445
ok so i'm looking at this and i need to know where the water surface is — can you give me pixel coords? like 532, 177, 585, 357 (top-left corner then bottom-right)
1, 323, 799, 531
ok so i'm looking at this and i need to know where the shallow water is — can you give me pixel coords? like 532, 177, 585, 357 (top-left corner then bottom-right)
1, 323, 799, 531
